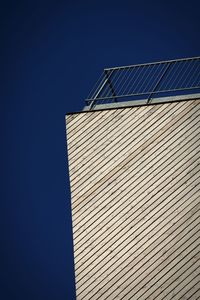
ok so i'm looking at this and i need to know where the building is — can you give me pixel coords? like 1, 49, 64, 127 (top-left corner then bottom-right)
66, 57, 200, 300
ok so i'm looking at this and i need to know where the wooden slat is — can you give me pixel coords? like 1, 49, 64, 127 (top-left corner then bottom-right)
73, 142, 200, 257
73, 123, 199, 240
66, 99, 200, 300
70, 102, 183, 199
72, 109, 199, 223
72, 101, 198, 209
69, 104, 172, 188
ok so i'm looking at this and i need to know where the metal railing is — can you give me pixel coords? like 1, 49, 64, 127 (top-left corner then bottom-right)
85, 57, 200, 109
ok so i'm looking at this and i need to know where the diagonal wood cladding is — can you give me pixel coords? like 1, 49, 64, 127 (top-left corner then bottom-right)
66, 99, 200, 300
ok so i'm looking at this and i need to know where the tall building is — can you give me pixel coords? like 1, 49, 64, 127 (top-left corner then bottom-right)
66, 57, 200, 300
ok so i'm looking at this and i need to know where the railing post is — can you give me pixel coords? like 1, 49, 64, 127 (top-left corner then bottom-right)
88, 76, 108, 110
147, 62, 172, 104
104, 70, 118, 102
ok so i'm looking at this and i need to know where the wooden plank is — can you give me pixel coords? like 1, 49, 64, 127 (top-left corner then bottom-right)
75, 172, 200, 280
66, 99, 200, 300
69, 104, 169, 186
71, 100, 197, 204
70, 102, 179, 196
73, 123, 199, 237
72, 109, 199, 221
73, 118, 199, 235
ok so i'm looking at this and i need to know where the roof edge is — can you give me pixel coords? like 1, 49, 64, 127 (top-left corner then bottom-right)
65, 93, 200, 116
83, 93, 200, 111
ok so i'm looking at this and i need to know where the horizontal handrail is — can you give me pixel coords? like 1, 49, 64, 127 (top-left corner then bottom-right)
86, 57, 200, 109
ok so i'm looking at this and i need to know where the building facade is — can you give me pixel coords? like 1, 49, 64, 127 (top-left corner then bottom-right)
66, 58, 200, 300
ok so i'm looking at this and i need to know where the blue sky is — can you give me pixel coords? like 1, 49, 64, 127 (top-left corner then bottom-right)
1, 0, 199, 299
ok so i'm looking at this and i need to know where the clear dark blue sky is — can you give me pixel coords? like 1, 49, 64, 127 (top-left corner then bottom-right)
1, 0, 199, 299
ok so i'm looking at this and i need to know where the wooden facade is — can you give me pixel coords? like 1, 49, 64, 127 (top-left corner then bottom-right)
66, 98, 200, 300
